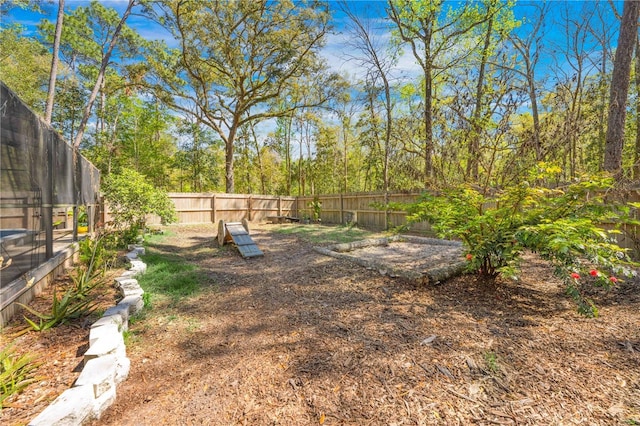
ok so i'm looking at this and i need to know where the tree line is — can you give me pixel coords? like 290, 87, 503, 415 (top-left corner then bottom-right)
1, 0, 639, 195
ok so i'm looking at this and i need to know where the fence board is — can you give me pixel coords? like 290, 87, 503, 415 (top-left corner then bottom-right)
294, 192, 431, 232
105, 190, 638, 256
116, 193, 297, 225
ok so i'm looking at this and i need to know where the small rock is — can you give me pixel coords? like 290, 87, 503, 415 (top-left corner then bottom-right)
420, 335, 437, 346
468, 383, 482, 397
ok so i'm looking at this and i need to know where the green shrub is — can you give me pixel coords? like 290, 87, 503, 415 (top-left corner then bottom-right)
403, 174, 637, 316
102, 168, 177, 231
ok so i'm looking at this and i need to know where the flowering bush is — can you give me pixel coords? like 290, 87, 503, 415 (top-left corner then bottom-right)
403, 174, 637, 317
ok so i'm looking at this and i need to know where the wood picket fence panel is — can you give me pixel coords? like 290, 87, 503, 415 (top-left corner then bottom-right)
103, 190, 640, 256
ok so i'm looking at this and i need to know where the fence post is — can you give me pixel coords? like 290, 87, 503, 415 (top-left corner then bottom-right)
248, 196, 253, 221
44, 136, 54, 259
87, 205, 95, 236
211, 194, 217, 224
278, 196, 282, 216
340, 193, 344, 224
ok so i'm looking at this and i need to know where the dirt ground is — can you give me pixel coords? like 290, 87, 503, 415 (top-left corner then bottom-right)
3, 223, 640, 425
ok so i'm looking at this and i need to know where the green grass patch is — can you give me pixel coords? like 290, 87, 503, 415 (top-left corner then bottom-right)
137, 251, 210, 301
483, 351, 501, 374
274, 224, 383, 245
144, 229, 174, 245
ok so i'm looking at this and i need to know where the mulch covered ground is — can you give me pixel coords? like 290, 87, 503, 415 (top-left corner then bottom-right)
1, 269, 121, 425
2, 223, 639, 425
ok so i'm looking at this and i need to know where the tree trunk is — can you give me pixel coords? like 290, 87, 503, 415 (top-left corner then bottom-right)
424, 60, 433, 185
72, 0, 135, 149
286, 113, 293, 195
604, 0, 640, 175
597, 47, 608, 170
467, 14, 494, 181
382, 65, 392, 230
225, 125, 237, 193
251, 125, 266, 194
45, 0, 64, 125
343, 118, 348, 193
529, 63, 542, 161
634, 37, 640, 179
243, 134, 252, 193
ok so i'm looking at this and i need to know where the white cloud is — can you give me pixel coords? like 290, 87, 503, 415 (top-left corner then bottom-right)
321, 26, 422, 84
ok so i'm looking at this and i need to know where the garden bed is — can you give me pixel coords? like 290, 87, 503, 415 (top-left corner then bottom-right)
1, 268, 122, 425
314, 235, 466, 284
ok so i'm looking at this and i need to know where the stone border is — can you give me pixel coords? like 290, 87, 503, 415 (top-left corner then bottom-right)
313, 235, 467, 285
29, 245, 147, 426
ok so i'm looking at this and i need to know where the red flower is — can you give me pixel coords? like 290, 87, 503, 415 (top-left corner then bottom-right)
609, 276, 618, 283
589, 269, 599, 277
466, 254, 473, 261
570, 272, 580, 280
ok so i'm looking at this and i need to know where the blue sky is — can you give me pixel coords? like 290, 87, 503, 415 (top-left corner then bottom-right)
5, 0, 623, 84
3, 0, 625, 150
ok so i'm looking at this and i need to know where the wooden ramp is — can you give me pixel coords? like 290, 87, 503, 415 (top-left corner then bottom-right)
218, 220, 264, 258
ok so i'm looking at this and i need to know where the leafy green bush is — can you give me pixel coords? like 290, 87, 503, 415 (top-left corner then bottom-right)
0, 345, 39, 409
102, 168, 177, 231
403, 174, 637, 316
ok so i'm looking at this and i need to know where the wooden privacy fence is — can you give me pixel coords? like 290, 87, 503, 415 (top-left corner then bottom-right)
296, 192, 431, 232
104, 190, 639, 256
143, 193, 296, 225
134, 191, 431, 232
104, 192, 426, 230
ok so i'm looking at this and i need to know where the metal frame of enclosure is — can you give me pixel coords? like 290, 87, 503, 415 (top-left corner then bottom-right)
1, 82, 101, 319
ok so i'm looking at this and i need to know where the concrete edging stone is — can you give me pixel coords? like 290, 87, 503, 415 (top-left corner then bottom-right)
29, 245, 147, 426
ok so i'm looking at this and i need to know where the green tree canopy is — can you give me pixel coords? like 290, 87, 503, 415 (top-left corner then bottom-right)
146, 0, 335, 193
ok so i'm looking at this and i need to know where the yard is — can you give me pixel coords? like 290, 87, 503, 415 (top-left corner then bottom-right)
3, 223, 639, 425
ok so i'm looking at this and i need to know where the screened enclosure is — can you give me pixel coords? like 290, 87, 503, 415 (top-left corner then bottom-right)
0, 82, 100, 303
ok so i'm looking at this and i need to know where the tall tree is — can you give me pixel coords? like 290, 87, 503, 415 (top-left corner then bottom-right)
507, 2, 548, 164
40, 1, 145, 148
604, 0, 640, 176
341, 1, 396, 203
465, 0, 517, 182
635, 35, 640, 179
72, 0, 136, 149
148, 0, 332, 193
545, 2, 596, 179
329, 75, 360, 193
0, 24, 50, 112
586, 3, 617, 170
44, 0, 64, 124
387, 0, 489, 184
